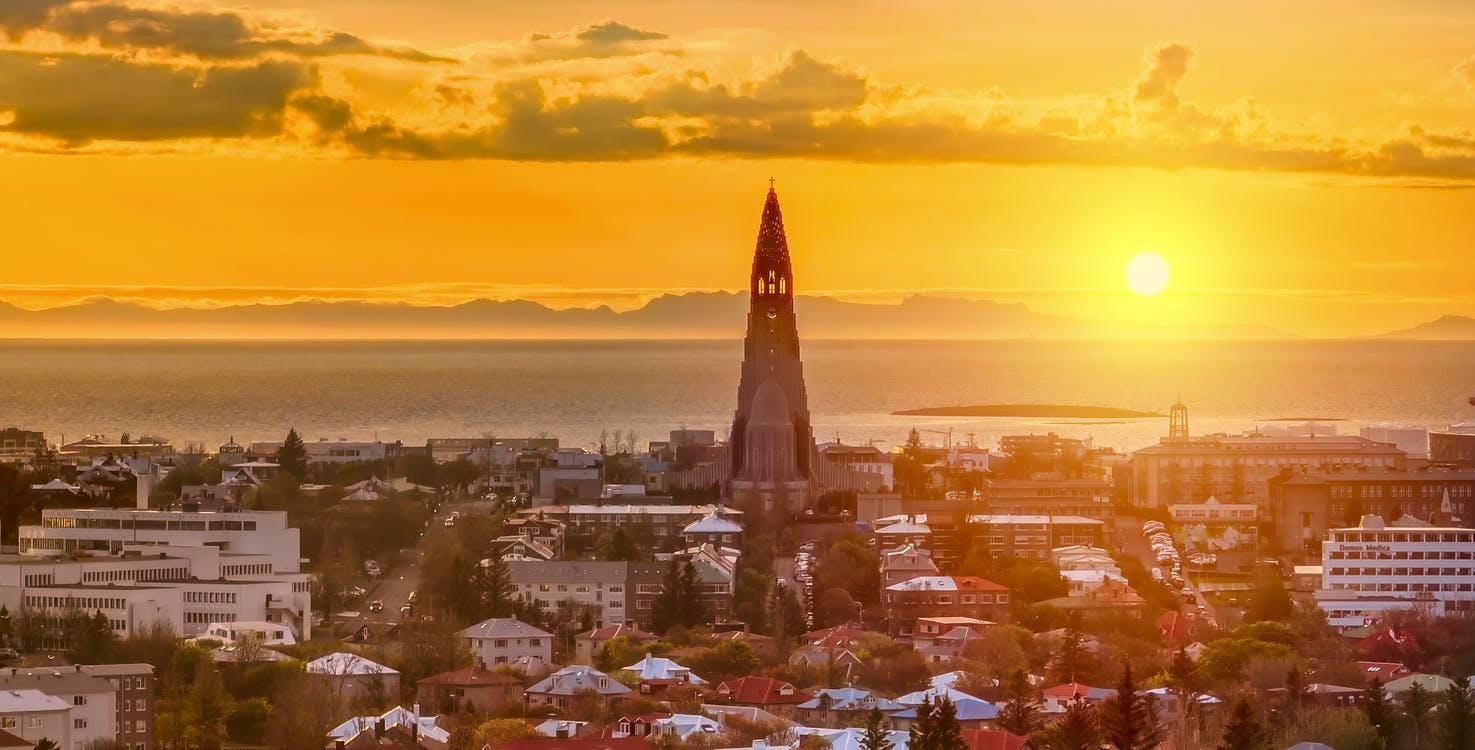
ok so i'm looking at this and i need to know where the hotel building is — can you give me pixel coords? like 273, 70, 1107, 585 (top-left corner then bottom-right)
1315, 515, 1475, 628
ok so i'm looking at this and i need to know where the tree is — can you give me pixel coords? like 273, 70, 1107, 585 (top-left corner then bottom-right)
473, 554, 515, 619
1362, 677, 1396, 748
1047, 617, 1094, 684
859, 708, 893, 750
1216, 697, 1269, 750
652, 559, 708, 633
1100, 662, 1162, 750
1035, 696, 1102, 750
1440, 676, 1475, 750
997, 668, 1042, 736
33, 740, 59, 750
1165, 646, 1202, 750
678, 560, 710, 627
932, 696, 967, 750
815, 587, 860, 629
474, 718, 538, 748
1400, 681, 1436, 750
277, 428, 308, 483
1243, 570, 1293, 624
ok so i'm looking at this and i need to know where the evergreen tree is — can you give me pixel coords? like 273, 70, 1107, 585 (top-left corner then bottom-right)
473, 554, 514, 618
1048, 615, 1093, 684
1400, 681, 1435, 750
1216, 697, 1270, 750
651, 558, 683, 633
1100, 662, 1163, 750
277, 428, 308, 483
1035, 696, 1102, 750
1439, 676, 1475, 750
1243, 569, 1294, 623
909, 697, 937, 750
677, 560, 709, 627
859, 708, 893, 750
1165, 647, 1202, 750
998, 668, 1042, 736
931, 697, 967, 750
1363, 676, 1397, 748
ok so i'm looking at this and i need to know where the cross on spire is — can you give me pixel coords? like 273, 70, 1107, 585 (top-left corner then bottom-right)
768, 176, 775, 190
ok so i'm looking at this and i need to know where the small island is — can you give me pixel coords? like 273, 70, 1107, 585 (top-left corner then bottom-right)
891, 404, 1166, 418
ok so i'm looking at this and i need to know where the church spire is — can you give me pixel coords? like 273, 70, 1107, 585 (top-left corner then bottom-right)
752, 184, 792, 296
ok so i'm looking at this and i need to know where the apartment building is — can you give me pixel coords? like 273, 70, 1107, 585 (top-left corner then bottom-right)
982, 477, 1115, 519
962, 515, 1105, 559
1132, 432, 1407, 508
1316, 515, 1475, 629
78, 664, 155, 750
459, 618, 553, 670
883, 576, 1011, 638
0, 690, 70, 748
1271, 468, 1475, 554
0, 668, 116, 748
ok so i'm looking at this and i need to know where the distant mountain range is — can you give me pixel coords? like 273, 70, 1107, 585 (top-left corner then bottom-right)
1373, 315, 1475, 340
0, 291, 1444, 340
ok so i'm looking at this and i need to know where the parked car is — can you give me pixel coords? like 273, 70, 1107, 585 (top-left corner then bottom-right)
368, 600, 384, 613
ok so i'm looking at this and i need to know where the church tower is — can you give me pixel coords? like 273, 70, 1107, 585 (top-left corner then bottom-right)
729, 184, 814, 510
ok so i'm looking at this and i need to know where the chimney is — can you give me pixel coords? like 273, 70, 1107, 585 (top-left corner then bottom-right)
411, 704, 421, 743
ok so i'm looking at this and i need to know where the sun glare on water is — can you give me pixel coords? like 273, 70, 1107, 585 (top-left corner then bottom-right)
1126, 252, 1170, 296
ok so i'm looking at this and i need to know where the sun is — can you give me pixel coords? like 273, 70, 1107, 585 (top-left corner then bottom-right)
1126, 252, 1170, 296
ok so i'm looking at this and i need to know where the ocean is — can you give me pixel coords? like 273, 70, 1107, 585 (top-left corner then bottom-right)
0, 339, 1471, 454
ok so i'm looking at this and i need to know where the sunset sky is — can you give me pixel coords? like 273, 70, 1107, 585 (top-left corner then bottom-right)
3, 0, 1475, 337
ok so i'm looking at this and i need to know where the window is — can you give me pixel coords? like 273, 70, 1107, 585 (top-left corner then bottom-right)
494, 639, 508, 648
75, 718, 88, 729
73, 695, 87, 706
1, 718, 14, 729
27, 717, 41, 729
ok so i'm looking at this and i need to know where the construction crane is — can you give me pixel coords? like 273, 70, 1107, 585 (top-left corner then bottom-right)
919, 427, 954, 451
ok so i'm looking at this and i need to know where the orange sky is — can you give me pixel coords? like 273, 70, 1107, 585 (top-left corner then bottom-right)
2, 0, 1474, 337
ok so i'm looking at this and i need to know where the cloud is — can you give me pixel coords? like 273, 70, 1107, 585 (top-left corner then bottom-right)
1133, 42, 1193, 111
1457, 55, 1475, 91
2, 0, 448, 62
2, 7, 1475, 185
517, 20, 675, 62
0, 51, 314, 143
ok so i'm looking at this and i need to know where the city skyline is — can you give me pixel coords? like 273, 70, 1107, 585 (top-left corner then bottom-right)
4, 0, 1475, 338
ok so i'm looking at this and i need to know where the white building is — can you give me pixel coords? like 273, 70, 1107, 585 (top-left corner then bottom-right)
4, 509, 311, 641
1316, 515, 1475, 628
0, 689, 70, 748
248, 438, 393, 464
0, 668, 116, 749
459, 618, 553, 670
19, 508, 301, 573
1361, 425, 1431, 459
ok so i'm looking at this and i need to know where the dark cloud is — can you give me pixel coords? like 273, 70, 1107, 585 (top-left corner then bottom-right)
648, 51, 867, 118
0, 0, 67, 36
1134, 42, 1193, 110
576, 21, 666, 45
0, 51, 314, 143
519, 20, 676, 62
291, 94, 353, 134
340, 80, 668, 160
3, 0, 448, 62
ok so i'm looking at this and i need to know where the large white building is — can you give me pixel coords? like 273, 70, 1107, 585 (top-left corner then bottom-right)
1316, 515, 1475, 628
3, 508, 311, 641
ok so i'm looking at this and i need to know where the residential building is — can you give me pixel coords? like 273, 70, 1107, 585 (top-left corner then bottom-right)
795, 688, 905, 728
814, 443, 893, 494
912, 617, 994, 663
671, 545, 740, 623
982, 477, 1113, 519
525, 666, 632, 712
1132, 432, 1407, 509
78, 663, 154, 750
0, 668, 116, 748
61, 435, 174, 461
712, 677, 811, 714
962, 515, 1105, 559
1041, 683, 1116, 712
248, 438, 397, 465
883, 576, 1012, 638
459, 618, 553, 670
682, 511, 743, 549
306, 653, 400, 707
880, 545, 940, 587
508, 561, 652, 630
573, 624, 656, 666
0, 428, 45, 464
891, 696, 999, 730
787, 645, 862, 679
326, 706, 448, 748
1270, 468, 1475, 554
415, 667, 523, 715
515, 505, 741, 542
1315, 515, 1475, 628
620, 656, 705, 686
0, 689, 70, 748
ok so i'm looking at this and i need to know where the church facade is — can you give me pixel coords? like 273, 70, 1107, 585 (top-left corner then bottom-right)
729, 186, 816, 511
